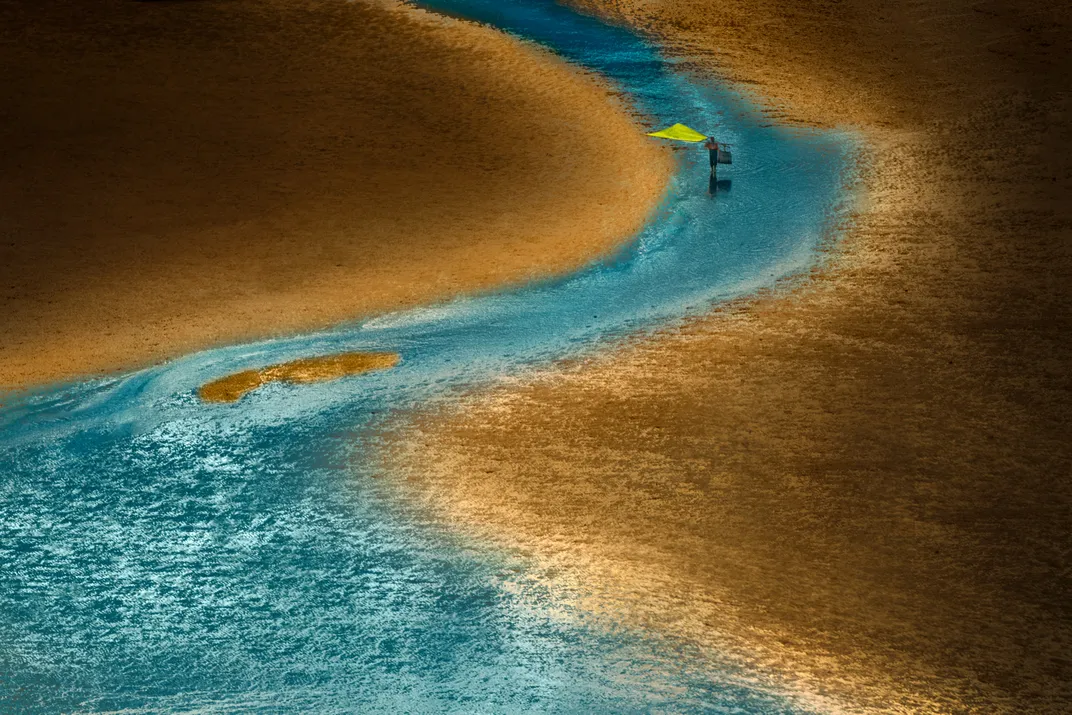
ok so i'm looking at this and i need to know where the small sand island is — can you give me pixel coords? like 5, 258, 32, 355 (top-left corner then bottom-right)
199, 352, 400, 403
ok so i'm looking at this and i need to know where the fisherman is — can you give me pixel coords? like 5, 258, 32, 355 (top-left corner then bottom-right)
704, 136, 720, 177
645, 124, 730, 180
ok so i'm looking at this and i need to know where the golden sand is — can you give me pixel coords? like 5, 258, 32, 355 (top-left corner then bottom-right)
198, 352, 400, 404
387, 0, 1072, 711
0, 0, 671, 389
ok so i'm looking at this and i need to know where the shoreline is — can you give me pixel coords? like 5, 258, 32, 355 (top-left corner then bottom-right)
387, 0, 1072, 711
0, 0, 672, 390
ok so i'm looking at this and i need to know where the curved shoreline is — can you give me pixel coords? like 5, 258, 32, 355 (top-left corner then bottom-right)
0, 2, 861, 711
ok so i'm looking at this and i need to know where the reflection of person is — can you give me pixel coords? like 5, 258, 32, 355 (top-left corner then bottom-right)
704, 136, 720, 176
709, 175, 731, 196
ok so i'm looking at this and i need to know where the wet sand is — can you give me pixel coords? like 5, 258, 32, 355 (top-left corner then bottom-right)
388, 0, 1072, 711
0, 0, 671, 389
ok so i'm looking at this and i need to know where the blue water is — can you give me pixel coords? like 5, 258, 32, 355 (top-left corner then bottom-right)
0, 0, 855, 711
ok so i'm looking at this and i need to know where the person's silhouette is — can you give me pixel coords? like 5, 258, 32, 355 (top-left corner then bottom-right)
704, 137, 720, 177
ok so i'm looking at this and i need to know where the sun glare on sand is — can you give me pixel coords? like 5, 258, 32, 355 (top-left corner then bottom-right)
198, 352, 400, 403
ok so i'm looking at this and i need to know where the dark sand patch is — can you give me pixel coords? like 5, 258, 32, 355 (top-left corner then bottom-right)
388, 0, 1072, 711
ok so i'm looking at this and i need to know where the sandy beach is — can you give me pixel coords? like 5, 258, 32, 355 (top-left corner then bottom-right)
389, 0, 1072, 711
0, 0, 671, 389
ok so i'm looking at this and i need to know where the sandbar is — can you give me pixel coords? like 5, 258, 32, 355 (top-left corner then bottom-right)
388, 0, 1072, 711
198, 351, 400, 403
0, 0, 671, 389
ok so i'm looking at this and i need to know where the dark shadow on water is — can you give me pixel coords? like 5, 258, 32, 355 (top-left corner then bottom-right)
708, 177, 732, 195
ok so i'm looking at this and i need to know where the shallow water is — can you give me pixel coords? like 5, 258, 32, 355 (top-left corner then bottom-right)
0, 0, 854, 711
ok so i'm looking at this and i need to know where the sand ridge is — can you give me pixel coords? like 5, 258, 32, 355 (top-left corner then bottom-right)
197, 351, 400, 403
0, 0, 672, 389
388, 0, 1072, 711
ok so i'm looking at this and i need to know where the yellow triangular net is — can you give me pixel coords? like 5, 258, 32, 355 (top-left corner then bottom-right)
646, 123, 708, 142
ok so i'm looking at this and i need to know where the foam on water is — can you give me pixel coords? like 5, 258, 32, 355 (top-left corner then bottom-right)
0, 0, 857, 711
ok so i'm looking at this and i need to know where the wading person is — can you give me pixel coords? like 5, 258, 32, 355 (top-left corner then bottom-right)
704, 136, 720, 177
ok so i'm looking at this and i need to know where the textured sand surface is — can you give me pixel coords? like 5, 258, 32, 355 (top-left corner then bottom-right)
389, 0, 1072, 711
0, 0, 670, 389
